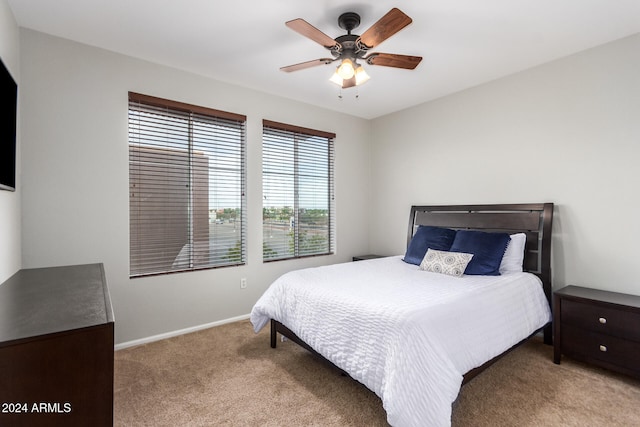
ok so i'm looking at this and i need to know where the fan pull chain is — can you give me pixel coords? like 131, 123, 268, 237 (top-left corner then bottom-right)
337, 88, 361, 100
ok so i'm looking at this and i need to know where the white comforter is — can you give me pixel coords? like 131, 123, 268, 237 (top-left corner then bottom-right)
250, 256, 551, 427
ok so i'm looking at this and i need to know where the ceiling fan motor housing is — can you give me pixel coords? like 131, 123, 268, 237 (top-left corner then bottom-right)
333, 34, 367, 59
333, 12, 370, 59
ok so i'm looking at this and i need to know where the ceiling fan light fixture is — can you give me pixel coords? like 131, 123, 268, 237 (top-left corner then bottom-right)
330, 62, 370, 87
329, 71, 343, 86
354, 65, 370, 85
336, 58, 355, 79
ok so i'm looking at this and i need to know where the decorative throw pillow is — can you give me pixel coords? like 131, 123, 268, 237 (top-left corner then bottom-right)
499, 233, 527, 274
403, 226, 457, 265
450, 230, 511, 276
420, 249, 474, 277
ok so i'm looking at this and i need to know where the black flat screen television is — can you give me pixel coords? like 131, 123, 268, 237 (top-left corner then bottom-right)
0, 56, 17, 192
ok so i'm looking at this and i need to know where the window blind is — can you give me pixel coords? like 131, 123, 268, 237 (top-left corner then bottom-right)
262, 120, 335, 261
129, 92, 246, 277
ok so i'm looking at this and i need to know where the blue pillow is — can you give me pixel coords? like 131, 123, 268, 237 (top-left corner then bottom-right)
403, 226, 457, 265
450, 230, 511, 275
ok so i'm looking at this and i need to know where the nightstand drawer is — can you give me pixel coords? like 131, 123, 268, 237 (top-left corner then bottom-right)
562, 324, 640, 373
562, 299, 640, 342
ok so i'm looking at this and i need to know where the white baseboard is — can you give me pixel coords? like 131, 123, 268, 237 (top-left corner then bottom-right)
115, 313, 251, 351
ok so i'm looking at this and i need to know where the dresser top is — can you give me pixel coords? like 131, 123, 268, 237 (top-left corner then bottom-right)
0, 263, 113, 345
555, 285, 640, 309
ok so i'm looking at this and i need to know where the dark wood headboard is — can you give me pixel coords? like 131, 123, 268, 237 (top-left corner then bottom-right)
407, 203, 554, 343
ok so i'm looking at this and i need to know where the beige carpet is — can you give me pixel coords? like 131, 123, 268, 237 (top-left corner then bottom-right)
114, 320, 640, 426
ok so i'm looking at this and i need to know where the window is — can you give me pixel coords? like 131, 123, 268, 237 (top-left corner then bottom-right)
262, 120, 335, 261
128, 92, 246, 277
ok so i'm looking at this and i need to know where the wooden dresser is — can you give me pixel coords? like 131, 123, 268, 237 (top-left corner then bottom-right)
0, 263, 114, 426
553, 285, 640, 379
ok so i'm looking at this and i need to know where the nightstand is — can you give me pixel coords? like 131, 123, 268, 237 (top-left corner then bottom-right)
352, 254, 385, 262
553, 285, 640, 379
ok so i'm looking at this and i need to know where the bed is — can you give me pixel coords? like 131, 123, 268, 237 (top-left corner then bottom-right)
251, 203, 554, 426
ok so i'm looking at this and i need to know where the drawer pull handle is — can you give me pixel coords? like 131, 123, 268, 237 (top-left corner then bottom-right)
598, 317, 607, 324
599, 345, 607, 352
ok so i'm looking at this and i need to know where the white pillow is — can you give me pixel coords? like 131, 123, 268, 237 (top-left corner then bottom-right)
499, 233, 526, 274
420, 249, 473, 277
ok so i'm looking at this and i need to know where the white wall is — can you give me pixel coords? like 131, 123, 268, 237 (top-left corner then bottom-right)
370, 34, 640, 296
19, 29, 372, 344
0, 0, 21, 283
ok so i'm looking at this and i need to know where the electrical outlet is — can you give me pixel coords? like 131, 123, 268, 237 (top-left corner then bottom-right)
240, 278, 247, 289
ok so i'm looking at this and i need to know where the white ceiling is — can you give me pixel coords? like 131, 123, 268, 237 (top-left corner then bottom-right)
7, 0, 640, 119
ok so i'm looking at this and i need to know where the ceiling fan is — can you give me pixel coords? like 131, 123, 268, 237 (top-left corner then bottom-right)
281, 8, 423, 89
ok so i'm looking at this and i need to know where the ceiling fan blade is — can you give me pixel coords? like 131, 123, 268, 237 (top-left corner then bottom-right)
365, 53, 422, 69
280, 58, 335, 73
359, 8, 413, 48
286, 19, 338, 49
